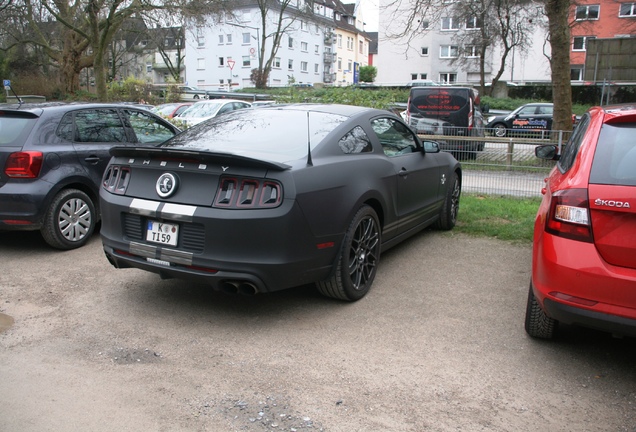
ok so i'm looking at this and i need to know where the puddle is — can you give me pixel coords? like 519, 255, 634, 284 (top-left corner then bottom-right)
0, 313, 15, 333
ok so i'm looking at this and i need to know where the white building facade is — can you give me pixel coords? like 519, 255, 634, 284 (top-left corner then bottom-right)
184, 2, 341, 90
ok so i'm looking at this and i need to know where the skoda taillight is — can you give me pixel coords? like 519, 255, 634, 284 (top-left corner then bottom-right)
545, 188, 593, 243
5, 151, 43, 178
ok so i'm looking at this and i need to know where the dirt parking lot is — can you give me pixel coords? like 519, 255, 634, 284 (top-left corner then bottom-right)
1, 229, 635, 431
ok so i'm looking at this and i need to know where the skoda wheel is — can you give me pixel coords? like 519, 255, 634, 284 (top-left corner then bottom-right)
41, 189, 96, 250
317, 205, 381, 301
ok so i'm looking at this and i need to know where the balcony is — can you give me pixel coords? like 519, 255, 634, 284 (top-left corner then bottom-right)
323, 52, 337, 63
323, 72, 336, 83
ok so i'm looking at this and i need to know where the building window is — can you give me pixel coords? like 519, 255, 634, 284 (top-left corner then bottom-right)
301, 20, 308, 31
421, 20, 429, 29
439, 73, 457, 84
227, 34, 232, 44
146, 63, 152, 73
288, 36, 294, 48
218, 57, 224, 66
421, 47, 429, 56
242, 56, 251, 67
274, 57, 281, 68
573, 36, 595, 51
301, 61, 308, 72
197, 58, 205, 69
337, 34, 342, 48
619, 3, 636, 16
571, 67, 584, 81
314, 63, 319, 73
315, 44, 320, 54
338, 57, 342, 70
575, 5, 600, 20
196, 27, 205, 47
440, 45, 459, 58
347, 36, 354, 50
465, 46, 479, 57
419, 73, 427, 79
218, 35, 224, 44
466, 16, 481, 29
441, 17, 460, 30
359, 40, 364, 54
301, 41, 308, 52
288, 59, 293, 70
242, 32, 250, 44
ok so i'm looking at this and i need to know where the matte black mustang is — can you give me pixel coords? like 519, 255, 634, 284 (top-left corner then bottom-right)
100, 104, 462, 301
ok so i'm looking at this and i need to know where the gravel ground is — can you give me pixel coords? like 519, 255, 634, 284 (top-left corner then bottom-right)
1, 229, 635, 432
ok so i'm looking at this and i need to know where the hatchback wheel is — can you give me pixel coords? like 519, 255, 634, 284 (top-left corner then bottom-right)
524, 282, 557, 339
317, 205, 381, 301
41, 189, 96, 250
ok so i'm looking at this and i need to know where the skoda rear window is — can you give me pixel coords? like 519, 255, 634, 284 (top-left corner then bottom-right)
589, 122, 636, 186
0, 111, 38, 147
410, 89, 468, 116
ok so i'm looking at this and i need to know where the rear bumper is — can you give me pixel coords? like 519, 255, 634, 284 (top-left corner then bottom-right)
533, 232, 636, 336
0, 180, 50, 230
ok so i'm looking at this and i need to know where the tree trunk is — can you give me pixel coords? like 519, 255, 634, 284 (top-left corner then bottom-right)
545, 0, 573, 132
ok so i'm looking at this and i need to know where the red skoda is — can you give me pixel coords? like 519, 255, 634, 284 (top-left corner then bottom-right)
526, 104, 636, 339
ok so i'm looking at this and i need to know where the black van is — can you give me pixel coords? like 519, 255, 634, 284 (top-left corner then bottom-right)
406, 86, 485, 158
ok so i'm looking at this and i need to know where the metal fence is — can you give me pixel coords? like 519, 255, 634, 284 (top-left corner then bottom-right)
418, 129, 573, 198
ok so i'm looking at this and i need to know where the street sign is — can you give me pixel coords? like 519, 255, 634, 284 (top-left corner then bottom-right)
3, 79, 10, 90
227, 60, 235, 70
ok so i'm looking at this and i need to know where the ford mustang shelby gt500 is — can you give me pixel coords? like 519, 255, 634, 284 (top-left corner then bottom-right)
100, 104, 462, 301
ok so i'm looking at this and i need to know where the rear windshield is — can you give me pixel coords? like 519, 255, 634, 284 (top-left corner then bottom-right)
0, 111, 38, 147
160, 109, 347, 163
589, 122, 636, 186
409, 88, 470, 117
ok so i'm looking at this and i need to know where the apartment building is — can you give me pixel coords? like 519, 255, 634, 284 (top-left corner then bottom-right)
570, 0, 636, 81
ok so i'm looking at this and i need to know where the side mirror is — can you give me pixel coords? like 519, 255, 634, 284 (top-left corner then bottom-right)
481, 103, 490, 114
423, 141, 440, 153
535, 144, 560, 161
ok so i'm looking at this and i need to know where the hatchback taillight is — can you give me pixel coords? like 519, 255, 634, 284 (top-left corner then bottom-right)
5, 151, 43, 178
545, 188, 593, 242
214, 176, 282, 209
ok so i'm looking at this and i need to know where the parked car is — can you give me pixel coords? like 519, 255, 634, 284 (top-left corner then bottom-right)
100, 104, 462, 301
0, 102, 181, 250
525, 103, 636, 339
405, 86, 485, 159
178, 99, 252, 127
486, 103, 556, 137
178, 86, 208, 101
152, 102, 193, 119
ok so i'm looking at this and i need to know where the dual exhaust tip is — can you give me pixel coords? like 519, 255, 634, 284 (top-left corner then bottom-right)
219, 280, 258, 296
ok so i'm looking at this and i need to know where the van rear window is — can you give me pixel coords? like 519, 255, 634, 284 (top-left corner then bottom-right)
410, 89, 469, 115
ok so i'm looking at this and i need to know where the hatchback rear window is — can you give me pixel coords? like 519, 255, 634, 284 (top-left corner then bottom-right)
589, 122, 636, 186
0, 111, 38, 147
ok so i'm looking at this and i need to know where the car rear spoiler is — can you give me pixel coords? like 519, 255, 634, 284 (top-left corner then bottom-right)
109, 146, 291, 171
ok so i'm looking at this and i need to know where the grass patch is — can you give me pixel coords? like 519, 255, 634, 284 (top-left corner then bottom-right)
454, 194, 541, 243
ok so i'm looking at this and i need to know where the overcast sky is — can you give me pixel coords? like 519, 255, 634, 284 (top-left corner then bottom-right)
357, 0, 379, 32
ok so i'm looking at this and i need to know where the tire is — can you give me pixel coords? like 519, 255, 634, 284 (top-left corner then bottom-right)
41, 189, 96, 250
316, 205, 381, 301
524, 282, 557, 339
434, 172, 460, 230
493, 123, 507, 137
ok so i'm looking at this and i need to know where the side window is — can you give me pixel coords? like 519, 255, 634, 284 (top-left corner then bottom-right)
558, 114, 590, 172
371, 118, 419, 157
123, 109, 176, 144
338, 126, 373, 154
57, 113, 75, 141
217, 104, 233, 115
74, 109, 127, 143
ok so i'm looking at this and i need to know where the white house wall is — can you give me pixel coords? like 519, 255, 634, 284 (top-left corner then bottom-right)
184, 8, 333, 90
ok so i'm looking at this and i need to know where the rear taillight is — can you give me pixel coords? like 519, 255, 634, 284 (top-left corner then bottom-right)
102, 165, 131, 195
545, 188, 593, 242
5, 151, 43, 178
214, 176, 282, 209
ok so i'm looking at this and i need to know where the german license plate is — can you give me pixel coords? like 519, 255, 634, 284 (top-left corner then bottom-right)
146, 220, 178, 246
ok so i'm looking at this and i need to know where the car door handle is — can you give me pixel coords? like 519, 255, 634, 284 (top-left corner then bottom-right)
84, 156, 101, 164
398, 168, 409, 177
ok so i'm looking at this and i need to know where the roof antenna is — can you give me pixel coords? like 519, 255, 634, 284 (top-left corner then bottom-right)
7, 85, 23, 106
306, 111, 313, 166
